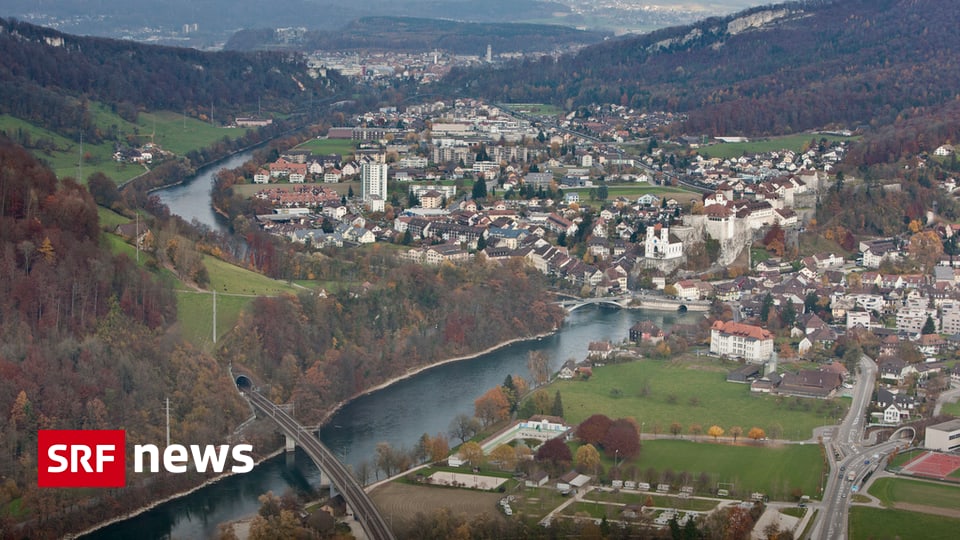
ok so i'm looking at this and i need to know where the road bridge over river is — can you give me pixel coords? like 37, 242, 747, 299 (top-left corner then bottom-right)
556, 294, 710, 313
237, 378, 395, 540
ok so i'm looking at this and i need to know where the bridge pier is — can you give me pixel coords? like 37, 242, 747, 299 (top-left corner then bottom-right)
285, 433, 296, 452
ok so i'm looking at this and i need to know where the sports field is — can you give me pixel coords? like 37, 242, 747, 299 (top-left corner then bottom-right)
899, 452, 960, 480
296, 138, 357, 156
621, 439, 825, 501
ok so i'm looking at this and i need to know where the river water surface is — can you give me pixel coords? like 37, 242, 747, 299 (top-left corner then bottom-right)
154, 149, 258, 233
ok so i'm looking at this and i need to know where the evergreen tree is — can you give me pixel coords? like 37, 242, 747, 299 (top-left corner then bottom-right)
551, 391, 564, 418
760, 293, 774, 322
781, 302, 797, 328
476, 145, 490, 162
922, 315, 937, 335
472, 179, 487, 200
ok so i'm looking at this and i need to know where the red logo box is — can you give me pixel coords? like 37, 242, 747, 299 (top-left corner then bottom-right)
38, 430, 126, 488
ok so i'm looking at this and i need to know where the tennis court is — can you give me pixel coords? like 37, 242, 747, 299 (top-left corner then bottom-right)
901, 451, 960, 480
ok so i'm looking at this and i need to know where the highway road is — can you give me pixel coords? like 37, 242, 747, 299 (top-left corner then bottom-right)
809, 354, 905, 540
245, 390, 396, 540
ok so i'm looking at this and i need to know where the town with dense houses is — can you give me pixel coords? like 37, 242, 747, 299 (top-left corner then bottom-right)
234, 98, 960, 440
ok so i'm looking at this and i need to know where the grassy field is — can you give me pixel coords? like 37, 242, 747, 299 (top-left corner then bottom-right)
506, 103, 565, 116
798, 231, 853, 258
939, 400, 960, 416
887, 449, 924, 469
698, 134, 859, 159
136, 110, 237, 156
612, 439, 825, 501
514, 486, 568, 519
0, 114, 146, 183
849, 507, 960, 540
548, 357, 849, 441
296, 138, 358, 156
174, 291, 253, 347
203, 255, 300, 297
101, 217, 301, 347
172, 255, 302, 347
98, 206, 135, 229
2, 103, 238, 184
868, 477, 960, 510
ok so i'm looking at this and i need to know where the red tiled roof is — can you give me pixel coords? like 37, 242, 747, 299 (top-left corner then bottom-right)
711, 320, 773, 341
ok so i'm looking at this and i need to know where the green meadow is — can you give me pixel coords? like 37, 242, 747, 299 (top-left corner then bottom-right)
549, 357, 848, 441
296, 138, 358, 156
849, 507, 960, 540
697, 133, 858, 160
2, 102, 239, 184
599, 439, 825, 501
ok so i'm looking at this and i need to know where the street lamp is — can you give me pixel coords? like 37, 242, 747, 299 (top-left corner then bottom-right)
614, 449, 619, 471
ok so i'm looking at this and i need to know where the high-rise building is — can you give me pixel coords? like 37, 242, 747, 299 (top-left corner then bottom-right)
361, 162, 388, 201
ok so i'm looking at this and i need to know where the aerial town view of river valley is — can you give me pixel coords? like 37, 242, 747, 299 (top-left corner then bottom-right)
4, 1, 960, 539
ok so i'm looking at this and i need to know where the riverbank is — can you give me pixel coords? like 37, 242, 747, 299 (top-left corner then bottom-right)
318, 329, 557, 427
70, 448, 286, 539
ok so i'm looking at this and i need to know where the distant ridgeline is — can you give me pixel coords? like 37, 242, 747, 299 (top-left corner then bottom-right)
439, 0, 960, 164
225, 16, 609, 54
0, 17, 347, 144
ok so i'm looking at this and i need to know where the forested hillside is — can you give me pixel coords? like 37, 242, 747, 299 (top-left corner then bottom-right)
220, 257, 566, 425
0, 18, 346, 145
442, 0, 960, 164
226, 16, 608, 54
0, 139, 249, 538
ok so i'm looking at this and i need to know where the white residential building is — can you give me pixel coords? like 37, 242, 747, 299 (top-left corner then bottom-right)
896, 306, 937, 334
710, 320, 774, 364
941, 302, 960, 335
361, 162, 388, 202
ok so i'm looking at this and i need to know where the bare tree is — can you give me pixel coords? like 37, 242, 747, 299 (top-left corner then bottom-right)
449, 413, 481, 444
527, 350, 550, 387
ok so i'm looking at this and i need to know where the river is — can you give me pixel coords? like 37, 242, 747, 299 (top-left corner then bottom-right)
154, 149, 259, 233
84, 306, 699, 539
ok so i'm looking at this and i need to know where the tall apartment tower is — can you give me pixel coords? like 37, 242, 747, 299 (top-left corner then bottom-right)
361, 162, 388, 201
486, 44, 492, 63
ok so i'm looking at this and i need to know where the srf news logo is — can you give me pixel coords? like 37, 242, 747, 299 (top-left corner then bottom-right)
38, 430, 254, 488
